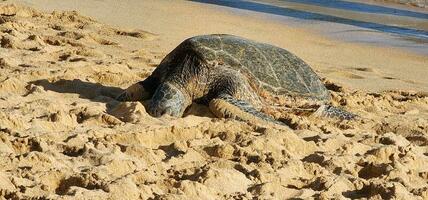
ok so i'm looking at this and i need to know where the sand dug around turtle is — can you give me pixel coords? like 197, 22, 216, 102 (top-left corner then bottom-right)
0, 4, 427, 200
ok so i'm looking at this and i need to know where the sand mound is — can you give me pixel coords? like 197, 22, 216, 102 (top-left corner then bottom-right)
0, 4, 427, 199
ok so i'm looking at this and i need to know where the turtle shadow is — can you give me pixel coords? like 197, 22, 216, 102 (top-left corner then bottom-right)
29, 79, 124, 105
30, 79, 217, 120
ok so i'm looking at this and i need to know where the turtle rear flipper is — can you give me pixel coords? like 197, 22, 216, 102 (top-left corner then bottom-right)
312, 105, 357, 120
209, 94, 285, 126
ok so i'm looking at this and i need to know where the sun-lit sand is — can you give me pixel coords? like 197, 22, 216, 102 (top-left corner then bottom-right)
378, 0, 428, 8
0, 2, 427, 199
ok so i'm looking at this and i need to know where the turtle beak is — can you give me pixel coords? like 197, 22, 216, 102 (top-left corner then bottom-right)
148, 83, 188, 117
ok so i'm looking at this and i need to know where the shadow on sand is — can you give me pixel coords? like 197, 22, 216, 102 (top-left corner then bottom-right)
30, 79, 124, 104
30, 79, 213, 119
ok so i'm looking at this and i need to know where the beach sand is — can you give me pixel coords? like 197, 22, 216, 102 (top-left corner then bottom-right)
0, 2, 427, 199
376, 0, 428, 8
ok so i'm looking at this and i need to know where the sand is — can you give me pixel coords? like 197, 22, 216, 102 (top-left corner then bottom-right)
0, 2, 427, 200
376, 0, 428, 8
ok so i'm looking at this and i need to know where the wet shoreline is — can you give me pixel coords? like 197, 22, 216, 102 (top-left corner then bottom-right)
379, 0, 428, 8
193, 0, 428, 55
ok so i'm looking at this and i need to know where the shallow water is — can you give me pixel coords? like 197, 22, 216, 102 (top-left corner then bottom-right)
193, 0, 428, 55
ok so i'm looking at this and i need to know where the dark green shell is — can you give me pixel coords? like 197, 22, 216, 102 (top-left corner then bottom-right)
156, 34, 330, 101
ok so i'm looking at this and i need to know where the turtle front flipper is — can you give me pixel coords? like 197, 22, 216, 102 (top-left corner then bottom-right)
312, 105, 357, 120
116, 81, 151, 102
209, 94, 285, 126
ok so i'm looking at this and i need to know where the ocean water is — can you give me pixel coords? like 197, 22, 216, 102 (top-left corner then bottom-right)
192, 0, 428, 55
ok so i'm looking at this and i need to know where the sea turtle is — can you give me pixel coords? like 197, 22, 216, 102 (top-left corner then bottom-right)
116, 34, 355, 125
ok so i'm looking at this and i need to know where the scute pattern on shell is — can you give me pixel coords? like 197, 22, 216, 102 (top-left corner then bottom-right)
184, 34, 330, 101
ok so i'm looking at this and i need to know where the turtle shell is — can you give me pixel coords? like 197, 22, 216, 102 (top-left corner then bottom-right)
179, 34, 330, 101
149, 34, 330, 101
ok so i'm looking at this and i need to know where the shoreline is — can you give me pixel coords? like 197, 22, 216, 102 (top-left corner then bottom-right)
205, 0, 428, 56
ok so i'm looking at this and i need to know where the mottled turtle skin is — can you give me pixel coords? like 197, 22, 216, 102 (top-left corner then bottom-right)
117, 34, 355, 125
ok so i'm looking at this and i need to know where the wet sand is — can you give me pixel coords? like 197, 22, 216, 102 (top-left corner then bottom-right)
0, 1, 427, 200
197, 0, 428, 55
377, 0, 428, 8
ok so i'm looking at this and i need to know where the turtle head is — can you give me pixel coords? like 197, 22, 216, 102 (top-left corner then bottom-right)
148, 82, 190, 117
116, 82, 151, 102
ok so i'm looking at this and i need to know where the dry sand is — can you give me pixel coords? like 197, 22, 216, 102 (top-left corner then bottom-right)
0, 3, 427, 200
